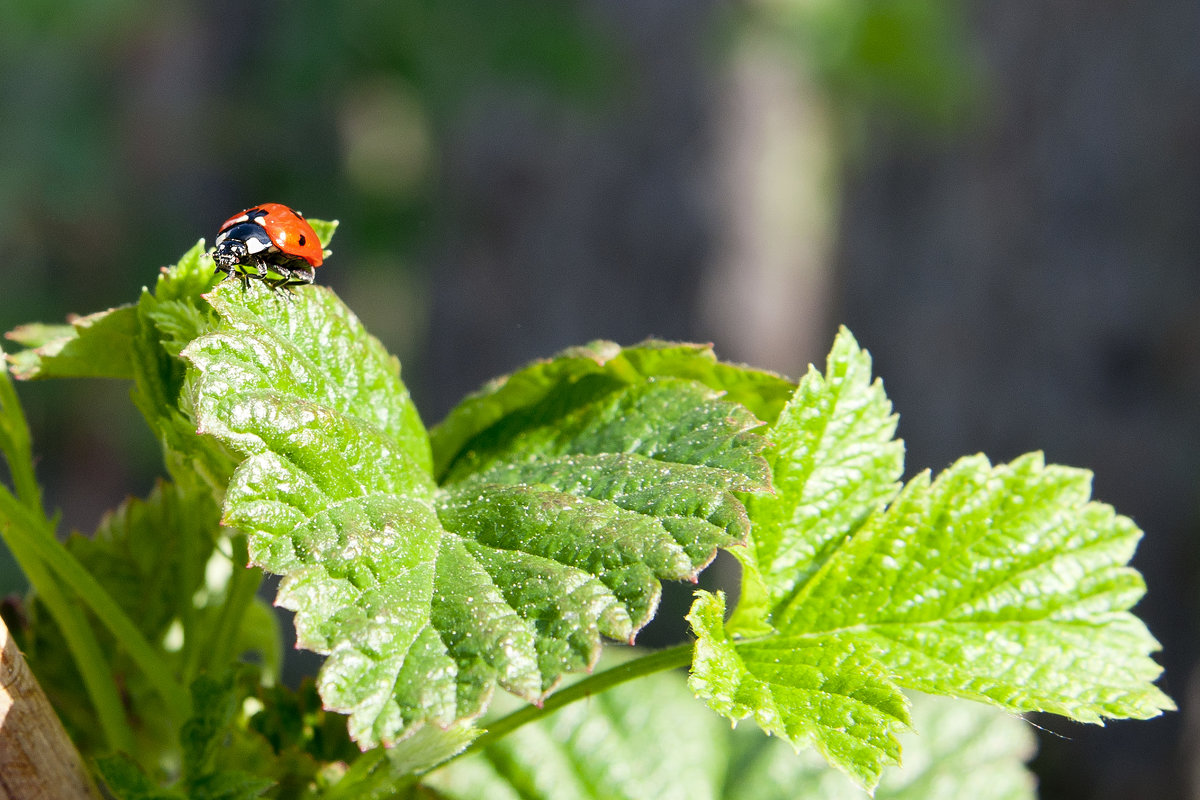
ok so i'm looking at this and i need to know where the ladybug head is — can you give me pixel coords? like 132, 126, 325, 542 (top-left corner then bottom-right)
213, 220, 273, 272
212, 238, 248, 271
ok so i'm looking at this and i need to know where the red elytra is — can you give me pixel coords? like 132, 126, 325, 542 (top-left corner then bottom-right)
217, 202, 323, 267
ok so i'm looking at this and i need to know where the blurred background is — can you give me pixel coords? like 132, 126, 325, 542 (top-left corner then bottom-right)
0, 1, 1197, 797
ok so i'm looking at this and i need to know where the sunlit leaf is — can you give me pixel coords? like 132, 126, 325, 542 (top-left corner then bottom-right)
185, 285, 772, 754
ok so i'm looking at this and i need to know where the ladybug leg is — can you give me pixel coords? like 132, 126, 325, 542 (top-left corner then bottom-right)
212, 261, 234, 286
257, 266, 297, 299
246, 258, 274, 291
266, 271, 294, 291
214, 262, 244, 289
232, 266, 252, 291
290, 264, 316, 286
272, 263, 314, 291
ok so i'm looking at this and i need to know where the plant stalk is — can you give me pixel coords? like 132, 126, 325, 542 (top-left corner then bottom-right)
446, 642, 695, 768
0, 493, 191, 722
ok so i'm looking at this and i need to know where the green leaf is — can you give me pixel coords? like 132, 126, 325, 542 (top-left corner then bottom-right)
167, 675, 275, 799
4, 305, 138, 380
724, 693, 1037, 800
428, 657, 1033, 800
690, 328, 1171, 791
0, 348, 39, 508
688, 590, 910, 790
430, 339, 794, 481
185, 283, 439, 749
779, 452, 1174, 722
308, 217, 339, 254
96, 753, 184, 800
20, 480, 272, 764
67, 480, 220, 643
182, 675, 245, 781
185, 287, 773, 754
729, 326, 904, 634
426, 658, 728, 800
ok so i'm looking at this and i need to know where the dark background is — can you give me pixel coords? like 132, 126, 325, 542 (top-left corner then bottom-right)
1, 2, 1196, 797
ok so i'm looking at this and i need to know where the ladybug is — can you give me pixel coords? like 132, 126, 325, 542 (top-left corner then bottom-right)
212, 203, 323, 289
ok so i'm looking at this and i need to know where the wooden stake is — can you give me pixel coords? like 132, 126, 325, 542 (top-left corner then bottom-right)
0, 615, 99, 800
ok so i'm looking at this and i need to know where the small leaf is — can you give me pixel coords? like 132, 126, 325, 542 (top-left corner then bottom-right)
68, 480, 220, 642
730, 326, 903, 634
5, 305, 138, 380
688, 590, 910, 791
179, 675, 274, 799
307, 217, 339, 251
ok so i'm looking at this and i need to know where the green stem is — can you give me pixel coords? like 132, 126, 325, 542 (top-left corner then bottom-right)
322, 749, 388, 800
0, 367, 42, 509
0, 492, 191, 721
195, 534, 261, 679
447, 642, 695, 768
0, 366, 135, 749
0, 511, 134, 753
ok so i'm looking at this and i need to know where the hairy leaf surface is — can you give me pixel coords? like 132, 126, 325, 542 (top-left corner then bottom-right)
730, 326, 904, 634
185, 286, 773, 752
689, 590, 909, 789
779, 452, 1172, 722
691, 328, 1173, 792
430, 339, 793, 482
